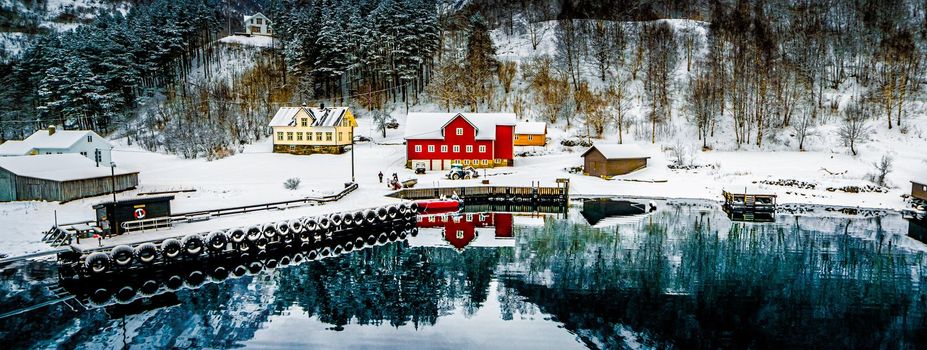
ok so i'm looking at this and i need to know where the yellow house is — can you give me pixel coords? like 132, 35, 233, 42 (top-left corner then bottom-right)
269, 106, 357, 155
514, 121, 547, 146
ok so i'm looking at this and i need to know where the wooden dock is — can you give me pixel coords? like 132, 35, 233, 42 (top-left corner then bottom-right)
388, 180, 569, 204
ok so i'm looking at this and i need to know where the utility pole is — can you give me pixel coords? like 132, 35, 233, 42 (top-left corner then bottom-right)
111, 162, 119, 237
350, 134, 355, 183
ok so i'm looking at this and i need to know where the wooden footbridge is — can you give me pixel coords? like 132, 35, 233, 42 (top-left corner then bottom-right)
387, 179, 570, 204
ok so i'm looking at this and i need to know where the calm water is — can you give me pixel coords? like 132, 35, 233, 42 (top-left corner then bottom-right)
2, 200, 927, 349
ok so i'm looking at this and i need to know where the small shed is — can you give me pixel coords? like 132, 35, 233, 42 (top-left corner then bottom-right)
94, 196, 173, 236
0, 154, 138, 202
514, 122, 547, 146
912, 179, 927, 201
581, 144, 649, 177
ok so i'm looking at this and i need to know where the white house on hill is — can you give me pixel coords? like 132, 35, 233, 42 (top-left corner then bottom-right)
0, 126, 113, 166
244, 13, 272, 36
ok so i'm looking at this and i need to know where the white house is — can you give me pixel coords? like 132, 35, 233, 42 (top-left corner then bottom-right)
243, 13, 272, 36
0, 126, 113, 166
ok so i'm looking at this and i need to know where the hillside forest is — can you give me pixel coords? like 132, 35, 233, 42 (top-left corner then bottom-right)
0, 0, 925, 160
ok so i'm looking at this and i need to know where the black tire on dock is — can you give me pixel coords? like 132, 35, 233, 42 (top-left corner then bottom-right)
276, 221, 290, 236
247, 226, 262, 241
304, 217, 318, 231
398, 203, 408, 215
230, 228, 247, 243
366, 234, 377, 246
238, 242, 251, 252
84, 252, 110, 274
365, 209, 377, 224
255, 237, 268, 250
289, 219, 303, 234
318, 217, 331, 230
282, 233, 294, 245
377, 233, 388, 244
388, 230, 398, 241
182, 235, 205, 256
329, 213, 343, 228
355, 237, 365, 249
409, 202, 419, 214
344, 241, 354, 252
292, 253, 304, 264
307, 250, 319, 261
299, 230, 311, 243
300, 241, 311, 251
399, 229, 408, 239
135, 243, 158, 264
232, 265, 248, 277
410, 228, 419, 237
247, 261, 263, 275
387, 206, 398, 219
266, 259, 278, 270
111, 245, 135, 266
280, 255, 291, 266
207, 231, 228, 252
333, 244, 343, 255
262, 223, 278, 239
161, 239, 182, 259
320, 246, 331, 257
376, 207, 388, 221
342, 213, 354, 227
115, 286, 137, 304
353, 211, 364, 226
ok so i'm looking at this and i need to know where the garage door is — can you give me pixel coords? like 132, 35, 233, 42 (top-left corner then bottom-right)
0, 171, 15, 201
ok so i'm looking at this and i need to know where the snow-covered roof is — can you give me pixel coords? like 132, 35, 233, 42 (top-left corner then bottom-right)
582, 144, 649, 160
912, 178, 927, 185
0, 140, 35, 156
0, 129, 110, 155
243, 13, 270, 23
0, 154, 137, 182
268, 107, 351, 127
404, 112, 517, 140
514, 122, 546, 135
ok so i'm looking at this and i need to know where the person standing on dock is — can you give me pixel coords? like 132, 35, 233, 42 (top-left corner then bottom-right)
378, 171, 384, 183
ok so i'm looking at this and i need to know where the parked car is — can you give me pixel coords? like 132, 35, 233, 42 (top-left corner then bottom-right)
353, 135, 371, 142
386, 119, 399, 129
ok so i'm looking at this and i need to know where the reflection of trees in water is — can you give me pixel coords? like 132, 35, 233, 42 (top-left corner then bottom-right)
270, 242, 504, 328
501, 209, 927, 348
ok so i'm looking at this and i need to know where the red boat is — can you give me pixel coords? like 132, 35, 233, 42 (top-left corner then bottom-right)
415, 199, 461, 213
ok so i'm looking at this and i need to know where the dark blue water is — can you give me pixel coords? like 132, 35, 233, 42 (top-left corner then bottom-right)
2, 201, 926, 349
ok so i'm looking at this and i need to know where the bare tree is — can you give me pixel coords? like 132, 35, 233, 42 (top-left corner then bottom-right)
791, 104, 816, 151
839, 101, 871, 156
426, 57, 463, 112
870, 155, 893, 187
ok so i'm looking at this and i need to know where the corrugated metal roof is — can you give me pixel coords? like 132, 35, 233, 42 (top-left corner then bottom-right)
404, 113, 517, 140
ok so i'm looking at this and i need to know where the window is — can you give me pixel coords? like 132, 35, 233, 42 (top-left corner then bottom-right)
307, 132, 313, 141
326, 133, 333, 141
296, 132, 303, 141
301, 118, 308, 127
428, 145, 435, 152
277, 132, 284, 140
515, 135, 520, 140
466, 145, 473, 153
463, 159, 470, 165
45, 152, 51, 155
456, 128, 463, 136
527, 135, 534, 141
286, 132, 293, 141
256, 18, 262, 24
316, 132, 322, 140
87, 135, 93, 142
478, 145, 486, 153
482, 159, 488, 165
466, 214, 473, 221
453, 145, 460, 153
441, 145, 448, 153
415, 145, 422, 152
80, 151, 87, 156
338, 132, 343, 142
456, 230, 464, 239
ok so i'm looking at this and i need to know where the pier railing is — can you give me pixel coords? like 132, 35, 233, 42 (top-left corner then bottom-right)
388, 185, 568, 202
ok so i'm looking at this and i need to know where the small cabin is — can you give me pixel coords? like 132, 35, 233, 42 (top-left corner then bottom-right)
581, 144, 649, 177
912, 179, 927, 202
243, 13, 272, 36
514, 122, 547, 146
94, 196, 174, 236
0, 154, 137, 202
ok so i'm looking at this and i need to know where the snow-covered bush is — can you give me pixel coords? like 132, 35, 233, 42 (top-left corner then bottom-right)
284, 178, 302, 190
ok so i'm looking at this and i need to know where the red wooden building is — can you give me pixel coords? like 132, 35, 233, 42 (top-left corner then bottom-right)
404, 113, 517, 171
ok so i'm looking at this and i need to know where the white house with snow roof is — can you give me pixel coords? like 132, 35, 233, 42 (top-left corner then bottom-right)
243, 13, 272, 36
0, 126, 113, 166
268, 105, 357, 155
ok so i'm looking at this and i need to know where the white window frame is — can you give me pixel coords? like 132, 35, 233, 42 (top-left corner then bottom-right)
527, 135, 533, 141
428, 145, 435, 152
441, 145, 448, 153
415, 145, 422, 152
466, 145, 473, 153
478, 145, 486, 153
453, 145, 460, 153
482, 159, 488, 165
456, 128, 463, 136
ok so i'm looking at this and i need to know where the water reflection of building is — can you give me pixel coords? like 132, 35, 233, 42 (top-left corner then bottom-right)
907, 218, 927, 243
580, 199, 649, 228
415, 213, 515, 250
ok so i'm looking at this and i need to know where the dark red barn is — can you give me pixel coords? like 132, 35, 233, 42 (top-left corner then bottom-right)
416, 213, 514, 250
404, 113, 516, 171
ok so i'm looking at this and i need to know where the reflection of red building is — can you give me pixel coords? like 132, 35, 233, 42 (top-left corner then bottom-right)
417, 213, 514, 250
